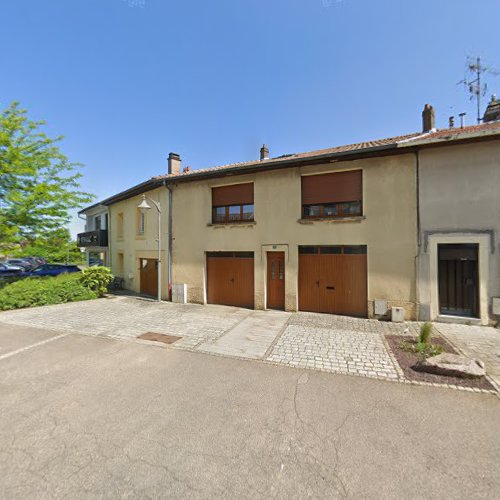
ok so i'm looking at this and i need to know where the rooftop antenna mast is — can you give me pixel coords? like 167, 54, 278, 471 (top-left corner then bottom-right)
458, 56, 499, 124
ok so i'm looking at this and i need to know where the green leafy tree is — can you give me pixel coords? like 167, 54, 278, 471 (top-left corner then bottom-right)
0, 102, 94, 252
12, 228, 85, 264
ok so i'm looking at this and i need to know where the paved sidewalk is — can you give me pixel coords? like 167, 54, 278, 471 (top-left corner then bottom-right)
435, 323, 500, 388
198, 310, 291, 359
0, 296, 250, 350
1, 297, 499, 392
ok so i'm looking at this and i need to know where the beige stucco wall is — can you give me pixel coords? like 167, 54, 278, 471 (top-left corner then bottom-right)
108, 187, 170, 299
417, 140, 500, 324
171, 154, 418, 318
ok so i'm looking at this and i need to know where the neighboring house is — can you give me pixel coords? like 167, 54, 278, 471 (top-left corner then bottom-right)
106, 183, 170, 299
77, 154, 180, 299
403, 99, 500, 325
77, 204, 109, 266
78, 104, 500, 324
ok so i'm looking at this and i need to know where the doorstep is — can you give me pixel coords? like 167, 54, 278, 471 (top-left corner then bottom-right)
436, 315, 482, 326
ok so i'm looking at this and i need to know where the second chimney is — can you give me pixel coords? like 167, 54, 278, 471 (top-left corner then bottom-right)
168, 152, 181, 175
260, 144, 269, 161
422, 104, 435, 132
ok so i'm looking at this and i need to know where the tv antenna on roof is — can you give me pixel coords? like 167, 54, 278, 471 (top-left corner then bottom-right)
457, 56, 499, 124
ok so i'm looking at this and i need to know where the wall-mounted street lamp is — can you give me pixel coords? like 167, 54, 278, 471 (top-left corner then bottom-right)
137, 194, 162, 302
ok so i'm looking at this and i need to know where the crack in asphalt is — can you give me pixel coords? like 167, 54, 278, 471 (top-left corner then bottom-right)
289, 372, 351, 499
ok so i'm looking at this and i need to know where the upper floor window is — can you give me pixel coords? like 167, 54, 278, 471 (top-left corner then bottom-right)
136, 208, 145, 235
90, 213, 107, 231
117, 212, 124, 239
212, 183, 254, 224
301, 170, 362, 219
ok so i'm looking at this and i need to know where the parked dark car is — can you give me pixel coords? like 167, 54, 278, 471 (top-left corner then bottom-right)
5, 258, 35, 271
0, 262, 25, 276
29, 264, 81, 277
20, 256, 46, 268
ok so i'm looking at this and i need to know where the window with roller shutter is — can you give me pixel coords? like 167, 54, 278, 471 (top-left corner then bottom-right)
212, 183, 254, 223
301, 170, 362, 219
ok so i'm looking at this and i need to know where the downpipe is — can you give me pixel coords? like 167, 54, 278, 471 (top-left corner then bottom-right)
165, 180, 173, 301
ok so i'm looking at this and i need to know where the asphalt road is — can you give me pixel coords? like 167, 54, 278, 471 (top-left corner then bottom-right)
0, 321, 499, 499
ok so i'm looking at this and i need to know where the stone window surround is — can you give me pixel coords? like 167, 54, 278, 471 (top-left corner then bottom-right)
426, 231, 492, 325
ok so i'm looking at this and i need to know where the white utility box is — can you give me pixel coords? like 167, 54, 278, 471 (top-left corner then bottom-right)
172, 283, 187, 304
391, 307, 405, 323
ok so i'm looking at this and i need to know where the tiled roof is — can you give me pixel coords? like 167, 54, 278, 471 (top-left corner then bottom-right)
155, 120, 500, 181
154, 131, 423, 181
399, 121, 500, 145
80, 119, 500, 211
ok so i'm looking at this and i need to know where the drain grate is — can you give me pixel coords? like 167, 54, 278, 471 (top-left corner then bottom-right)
137, 332, 182, 344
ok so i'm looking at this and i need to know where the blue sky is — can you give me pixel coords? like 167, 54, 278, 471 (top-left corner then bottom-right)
2, 0, 499, 236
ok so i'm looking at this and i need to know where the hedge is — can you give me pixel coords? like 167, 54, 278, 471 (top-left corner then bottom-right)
0, 273, 98, 311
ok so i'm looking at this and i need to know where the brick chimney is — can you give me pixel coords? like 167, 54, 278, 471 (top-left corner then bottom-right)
168, 152, 181, 175
260, 144, 269, 161
422, 104, 435, 132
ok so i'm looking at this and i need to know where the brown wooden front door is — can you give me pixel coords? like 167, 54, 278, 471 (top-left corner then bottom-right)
207, 252, 254, 309
267, 252, 285, 310
140, 258, 158, 298
438, 244, 479, 318
298, 246, 368, 317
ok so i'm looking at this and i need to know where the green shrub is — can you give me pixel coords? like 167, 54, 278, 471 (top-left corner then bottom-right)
0, 275, 25, 290
0, 274, 97, 311
419, 322, 433, 345
79, 266, 113, 297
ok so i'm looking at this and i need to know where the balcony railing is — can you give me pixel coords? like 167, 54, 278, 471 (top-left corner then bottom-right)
77, 229, 108, 247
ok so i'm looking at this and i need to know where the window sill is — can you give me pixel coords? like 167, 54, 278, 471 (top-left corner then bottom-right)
135, 234, 146, 240
207, 221, 257, 228
298, 216, 366, 224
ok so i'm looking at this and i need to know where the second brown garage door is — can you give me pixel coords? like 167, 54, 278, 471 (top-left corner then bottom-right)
207, 252, 254, 309
299, 246, 367, 317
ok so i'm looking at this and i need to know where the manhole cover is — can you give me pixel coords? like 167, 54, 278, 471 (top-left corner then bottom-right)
137, 332, 182, 344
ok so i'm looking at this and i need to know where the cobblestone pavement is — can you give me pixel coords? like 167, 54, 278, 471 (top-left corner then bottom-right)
0, 296, 250, 350
435, 323, 500, 389
266, 313, 411, 380
286, 311, 422, 336
267, 324, 400, 378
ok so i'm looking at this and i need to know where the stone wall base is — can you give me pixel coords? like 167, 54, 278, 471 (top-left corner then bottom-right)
368, 300, 417, 321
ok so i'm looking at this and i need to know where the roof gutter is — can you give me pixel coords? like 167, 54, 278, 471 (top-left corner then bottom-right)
100, 178, 164, 207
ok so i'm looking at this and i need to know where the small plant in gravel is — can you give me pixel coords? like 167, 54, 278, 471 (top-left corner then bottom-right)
400, 322, 443, 360
418, 322, 432, 344
79, 266, 113, 297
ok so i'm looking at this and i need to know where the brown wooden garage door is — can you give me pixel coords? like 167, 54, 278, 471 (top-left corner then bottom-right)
207, 252, 254, 309
299, 246, 367, 317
